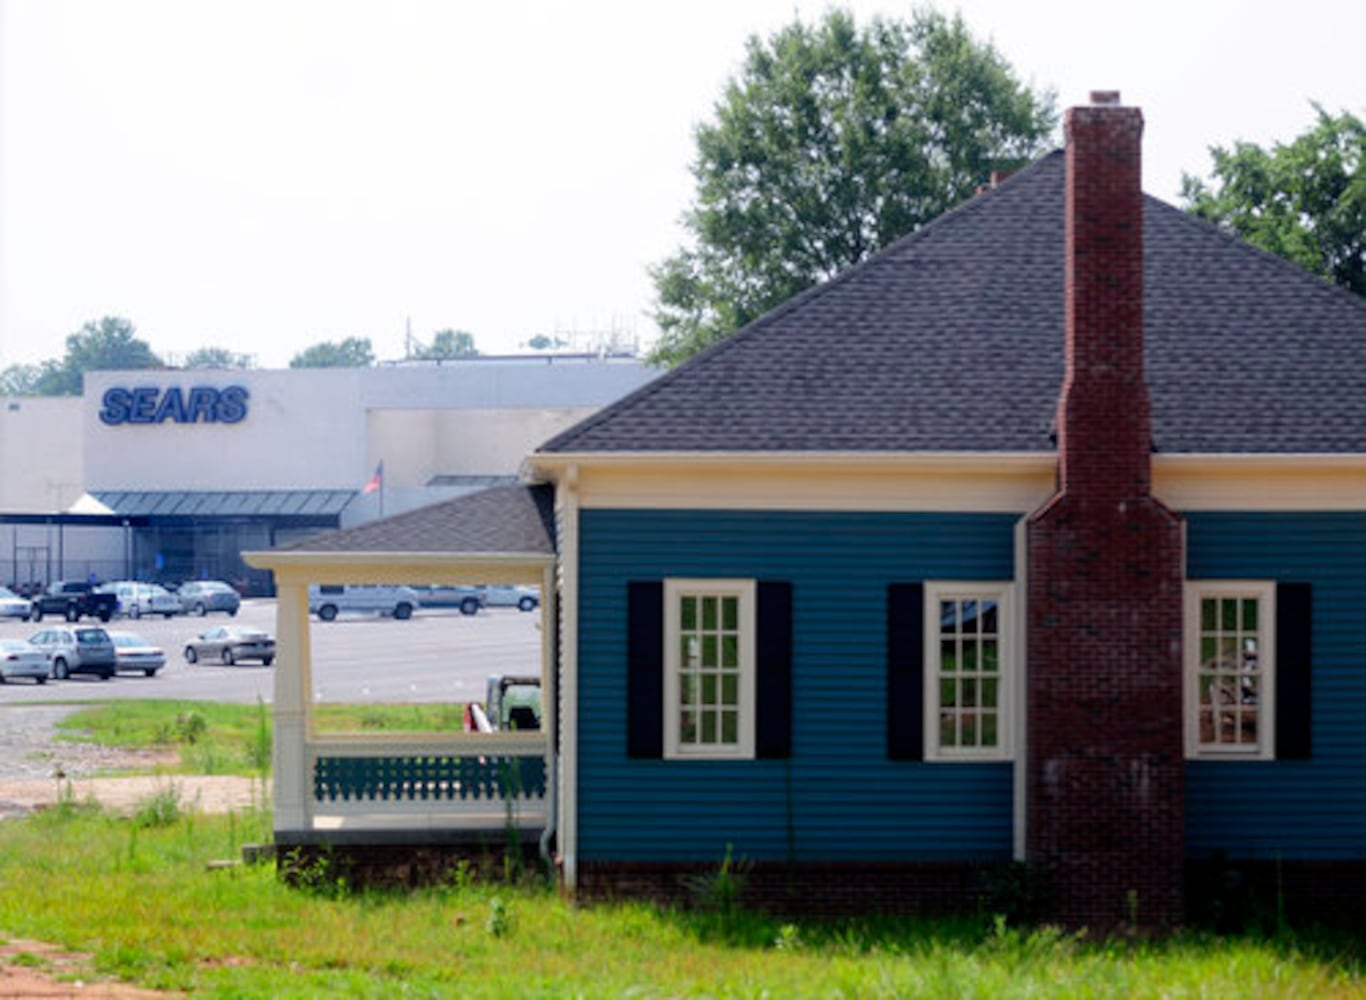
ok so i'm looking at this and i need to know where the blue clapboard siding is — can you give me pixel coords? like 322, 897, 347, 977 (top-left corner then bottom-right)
1185, 512, 1366, 860
576, 508, 1017, 863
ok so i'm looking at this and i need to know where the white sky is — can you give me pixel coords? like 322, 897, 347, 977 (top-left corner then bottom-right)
1, 0, 1361, 370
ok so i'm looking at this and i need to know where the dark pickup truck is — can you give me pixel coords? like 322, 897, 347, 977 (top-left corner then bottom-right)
30, 581, 118, 623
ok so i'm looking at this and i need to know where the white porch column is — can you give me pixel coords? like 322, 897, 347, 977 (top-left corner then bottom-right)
272, 577, 313, 831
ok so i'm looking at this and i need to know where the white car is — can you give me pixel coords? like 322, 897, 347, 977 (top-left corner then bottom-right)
108, 630, 167, 676
0, 638, 49, 683
478, 585, 540, 612
308, 584, 420, 621
0, 586, 32, 621
99, 581, 181, 619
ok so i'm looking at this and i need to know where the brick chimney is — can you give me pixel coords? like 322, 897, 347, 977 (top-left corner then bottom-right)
1025, 92, 1186, 930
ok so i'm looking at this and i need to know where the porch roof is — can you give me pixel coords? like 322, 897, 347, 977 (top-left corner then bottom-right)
266, 483, 555, 557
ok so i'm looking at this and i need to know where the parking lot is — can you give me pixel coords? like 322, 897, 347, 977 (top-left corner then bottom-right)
0, 599, 543, 706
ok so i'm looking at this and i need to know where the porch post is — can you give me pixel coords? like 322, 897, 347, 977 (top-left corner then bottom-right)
272, 577, 312, 831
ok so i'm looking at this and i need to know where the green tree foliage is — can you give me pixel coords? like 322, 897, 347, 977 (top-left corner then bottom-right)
411, 329, 478, 360
183, 346, 253, 369
4, 317, 162, 396
650, 7, 1057, 365
289, 337, 375, 368
1182, 106, 1364, 297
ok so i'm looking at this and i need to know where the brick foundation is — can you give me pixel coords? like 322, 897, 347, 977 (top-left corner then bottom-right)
575, 859, 1017, 919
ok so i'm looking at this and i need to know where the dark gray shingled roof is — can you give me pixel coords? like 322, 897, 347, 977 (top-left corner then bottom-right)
274, 483, 555, 555
540, 151, 1366, 455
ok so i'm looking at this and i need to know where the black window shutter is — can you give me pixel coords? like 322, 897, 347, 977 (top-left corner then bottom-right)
887, 583, 924, 760
1275, 582, 1313, 760
627, 581, 664, 758
755, 581, 793, 759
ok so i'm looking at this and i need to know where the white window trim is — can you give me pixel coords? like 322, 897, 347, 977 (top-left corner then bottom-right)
924, 581, 1015, 762
1184, 580, 1276, 761
663, 578, 756, 760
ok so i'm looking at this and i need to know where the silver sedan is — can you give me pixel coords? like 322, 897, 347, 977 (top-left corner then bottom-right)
183, 625, 276, 666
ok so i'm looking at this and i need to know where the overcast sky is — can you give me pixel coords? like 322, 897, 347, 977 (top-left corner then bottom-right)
1, 0, 1361, 371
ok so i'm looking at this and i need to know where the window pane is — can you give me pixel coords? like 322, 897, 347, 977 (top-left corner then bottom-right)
722, 597, 738, 631
1242, 598, 1258, 631
939, 714, 957, 747
721, 710, 738, 744
702, 597, 717, 630
722, 634, 738, 668
721, 673, 738, 706
941, 639, 957, 672
1201, 598, 1216, 632
681, 596, 696, 631
963, 600, 978, 634
681, 711, 697, 744
962, 714, 978, 747
701, 674, 716, 705
940, 600, 957, 633
981, 601, 998, 635
982, 640, 998, 673
1221, 598, 1238, 631
702, 635, 718, 668
981, 712, 998, 747
962, 677, 978, 707
682, 636, 698, 667
680, 674, 695, 706
982, 677, 998, 708
701, 711, 716, 743
940, 678, 956, 708
963, 642, 978, 672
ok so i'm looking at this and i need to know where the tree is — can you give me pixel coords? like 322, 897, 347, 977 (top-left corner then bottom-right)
289, 337, 375, 368
9, 317, 162, 396
1182, 106, 1364, 297
183, 347, 253, 369
649, 8, 1057, 365
411, 329, 478, 360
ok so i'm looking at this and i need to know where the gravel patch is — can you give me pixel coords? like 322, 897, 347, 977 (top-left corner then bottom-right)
0, 704, 263, 818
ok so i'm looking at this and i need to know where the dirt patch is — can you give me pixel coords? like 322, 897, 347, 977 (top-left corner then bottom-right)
0, 773, 266, 818
0, 938, 179, 997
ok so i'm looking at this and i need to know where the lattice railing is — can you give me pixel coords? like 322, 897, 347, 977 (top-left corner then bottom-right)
313, 753, 546, 805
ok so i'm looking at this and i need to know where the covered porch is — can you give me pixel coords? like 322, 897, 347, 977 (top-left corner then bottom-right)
244, 484, 558, 859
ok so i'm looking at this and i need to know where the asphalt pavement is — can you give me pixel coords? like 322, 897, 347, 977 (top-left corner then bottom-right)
0, 599, 543, 706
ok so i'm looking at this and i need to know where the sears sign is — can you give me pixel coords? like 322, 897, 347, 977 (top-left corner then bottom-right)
99, 385, 249, 426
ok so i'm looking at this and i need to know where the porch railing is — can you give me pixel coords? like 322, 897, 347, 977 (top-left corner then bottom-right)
296, 734, 548, 833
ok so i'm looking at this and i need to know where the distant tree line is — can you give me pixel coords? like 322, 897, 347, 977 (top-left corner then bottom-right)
1, 320, 483, 396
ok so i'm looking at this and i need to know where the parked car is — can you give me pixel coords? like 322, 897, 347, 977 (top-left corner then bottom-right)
184, 625, 275, 666
29, 581, 117, 623
0, 638, 49, 683
177, 580, 241, 617
108, 630, 167, 676
478, 585, 540, 612
27, 625, 116, 680
465, 674, 542, 732
0, 586, 32, 621
411, 585, 485, 616
308, 584, 421, 621
98, 581, 181, 619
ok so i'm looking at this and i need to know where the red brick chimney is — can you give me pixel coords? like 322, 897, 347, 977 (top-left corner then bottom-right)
1025, 92, 1186, 930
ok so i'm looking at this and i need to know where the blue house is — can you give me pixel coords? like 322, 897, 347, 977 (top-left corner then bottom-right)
252, 93, 1366, 929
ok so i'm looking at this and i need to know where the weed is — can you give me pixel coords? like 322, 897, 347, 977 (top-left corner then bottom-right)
682, 843, 751, 919
175, 710, 207, 745
134, 783, 183, 828
486, 896, 512, 937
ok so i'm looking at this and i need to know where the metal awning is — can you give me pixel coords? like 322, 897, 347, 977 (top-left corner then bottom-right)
92, 490, 356, 519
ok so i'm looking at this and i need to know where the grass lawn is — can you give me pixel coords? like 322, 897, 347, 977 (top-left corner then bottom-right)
2, 701, 1361, 997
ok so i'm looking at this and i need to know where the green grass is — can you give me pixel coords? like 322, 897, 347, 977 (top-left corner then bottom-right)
1, 804, 1365, 997
13, 701, 1365, 996
54, 700, 467, 777
55, 700, 274, 776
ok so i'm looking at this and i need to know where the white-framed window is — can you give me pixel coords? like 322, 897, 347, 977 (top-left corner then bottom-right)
924, 582, 1014, 761
1185, 581, 1276, 760
663, 579, 756, 760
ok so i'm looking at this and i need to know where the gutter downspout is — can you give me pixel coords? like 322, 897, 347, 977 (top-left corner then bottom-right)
538, 559, 558, 869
